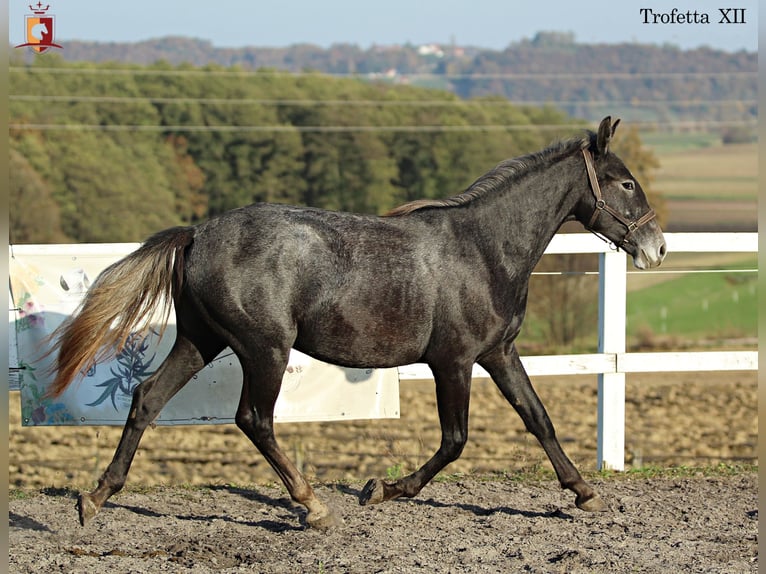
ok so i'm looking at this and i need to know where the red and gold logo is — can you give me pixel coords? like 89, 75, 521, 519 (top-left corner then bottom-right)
15, 2, 63, 53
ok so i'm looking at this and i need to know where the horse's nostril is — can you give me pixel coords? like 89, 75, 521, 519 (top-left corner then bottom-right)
658, 242, 667, 259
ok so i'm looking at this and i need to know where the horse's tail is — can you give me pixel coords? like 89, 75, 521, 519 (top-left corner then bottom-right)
46, 226, 195, 398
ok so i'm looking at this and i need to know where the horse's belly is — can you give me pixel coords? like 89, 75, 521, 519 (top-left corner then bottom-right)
294, 309, 429, 368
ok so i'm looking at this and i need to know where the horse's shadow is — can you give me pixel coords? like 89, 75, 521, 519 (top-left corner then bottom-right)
107, 485, 305, 532
10, 487, 77, 533
12, 483, 572, 535
408, 496, 574, 520
9, 511, 55, 533
108, 501, 305, 533
334, 483, 574, 520
12, 486, 304, 533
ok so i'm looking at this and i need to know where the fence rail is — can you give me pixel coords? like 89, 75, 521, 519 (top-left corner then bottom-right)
8, 232, 757, 471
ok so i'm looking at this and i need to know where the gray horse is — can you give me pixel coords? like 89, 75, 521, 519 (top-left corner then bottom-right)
49, 117, 666, 529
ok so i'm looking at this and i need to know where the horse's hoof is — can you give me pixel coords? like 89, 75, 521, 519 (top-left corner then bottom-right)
576, 493, 607, 512
359, 478, 386, 506
306, 508, 344, 530
76, 493, 100, 526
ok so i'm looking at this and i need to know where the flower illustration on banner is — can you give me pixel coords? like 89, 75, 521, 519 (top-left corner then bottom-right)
15, 293, 46, 332
87, 332, 157, 410
19, 362, 75, 425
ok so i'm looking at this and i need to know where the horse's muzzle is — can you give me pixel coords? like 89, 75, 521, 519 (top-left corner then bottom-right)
632, 238, 667, 269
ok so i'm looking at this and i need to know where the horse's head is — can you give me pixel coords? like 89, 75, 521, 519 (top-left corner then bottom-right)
576, 116, 666, 269
31, 22, 49, 40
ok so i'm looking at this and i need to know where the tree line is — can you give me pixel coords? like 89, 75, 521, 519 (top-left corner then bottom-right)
15, 33, 756, 125
10, 56, 619, 243
9, 58, 662, 240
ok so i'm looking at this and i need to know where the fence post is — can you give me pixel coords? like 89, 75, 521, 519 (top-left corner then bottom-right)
596, 249, 627, 470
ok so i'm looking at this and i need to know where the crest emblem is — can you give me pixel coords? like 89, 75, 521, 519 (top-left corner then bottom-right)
15, 3, 63, 53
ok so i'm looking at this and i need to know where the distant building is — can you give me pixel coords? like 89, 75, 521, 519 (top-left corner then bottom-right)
417, 44, 444, 58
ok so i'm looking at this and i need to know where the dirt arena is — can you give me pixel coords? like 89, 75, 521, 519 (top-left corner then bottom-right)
9, 472, 758, 573
9, 370, 757, 572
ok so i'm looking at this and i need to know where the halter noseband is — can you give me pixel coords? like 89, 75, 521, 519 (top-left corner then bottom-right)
582, 149, 656, 249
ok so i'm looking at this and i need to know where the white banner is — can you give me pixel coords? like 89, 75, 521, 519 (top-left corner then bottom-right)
9, 244, 400, 427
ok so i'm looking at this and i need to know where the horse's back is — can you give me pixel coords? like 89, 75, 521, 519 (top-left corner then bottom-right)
181, 203, 444, 366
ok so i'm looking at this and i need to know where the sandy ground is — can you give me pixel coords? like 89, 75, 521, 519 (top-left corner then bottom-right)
9, 472, 758, 573
9, 370, 757, 572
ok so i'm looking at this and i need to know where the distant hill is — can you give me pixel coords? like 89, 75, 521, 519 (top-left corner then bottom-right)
10, 32, 757, 126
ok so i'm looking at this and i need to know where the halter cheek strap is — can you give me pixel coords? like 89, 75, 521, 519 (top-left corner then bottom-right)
582, 149, 656, 249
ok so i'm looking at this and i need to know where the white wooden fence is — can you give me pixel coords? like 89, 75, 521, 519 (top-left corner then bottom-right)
9, 232, 757, 471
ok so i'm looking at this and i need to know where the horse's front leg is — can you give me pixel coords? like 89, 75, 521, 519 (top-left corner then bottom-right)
360, 363, 472, 505
479, 343, 607, 512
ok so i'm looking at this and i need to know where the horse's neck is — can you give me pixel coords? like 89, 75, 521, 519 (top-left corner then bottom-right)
470, 154, 585, 274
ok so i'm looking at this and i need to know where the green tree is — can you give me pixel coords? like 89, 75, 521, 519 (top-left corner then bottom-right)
9, 148, 68, 243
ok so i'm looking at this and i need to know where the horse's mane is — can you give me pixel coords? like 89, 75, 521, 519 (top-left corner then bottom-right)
385, 131, 593, 217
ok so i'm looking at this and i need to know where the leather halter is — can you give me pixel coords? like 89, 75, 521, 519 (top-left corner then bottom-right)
582, 149, 656, 249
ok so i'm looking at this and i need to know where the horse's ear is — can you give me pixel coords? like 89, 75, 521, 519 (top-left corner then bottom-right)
596, 116, 620, 157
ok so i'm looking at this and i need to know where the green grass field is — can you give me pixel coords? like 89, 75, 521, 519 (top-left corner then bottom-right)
626, 257, 757, 345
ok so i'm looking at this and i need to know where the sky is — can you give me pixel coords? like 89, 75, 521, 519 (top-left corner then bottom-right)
8, 0, 759, 53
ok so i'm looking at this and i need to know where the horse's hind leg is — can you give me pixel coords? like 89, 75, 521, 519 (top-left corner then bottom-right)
77, 334, 218, 526
235, 353, 342, 530
360, 364, 472, 505
479, 343, 606, 512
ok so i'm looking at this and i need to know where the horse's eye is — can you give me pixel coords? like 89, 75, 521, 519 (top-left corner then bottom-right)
621, 180, 635, 192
